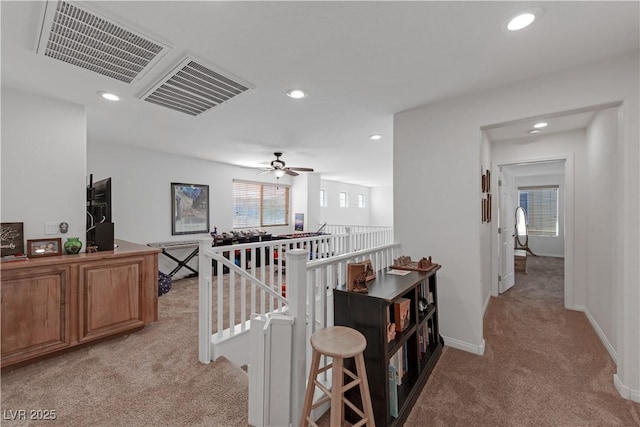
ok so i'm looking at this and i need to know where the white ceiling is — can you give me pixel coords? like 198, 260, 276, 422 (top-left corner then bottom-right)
2, 1, 638, 186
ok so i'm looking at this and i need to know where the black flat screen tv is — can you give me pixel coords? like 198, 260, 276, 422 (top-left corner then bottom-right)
87, 177, 112, 226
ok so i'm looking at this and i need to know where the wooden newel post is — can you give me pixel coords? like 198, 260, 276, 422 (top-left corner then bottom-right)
286, 248, 309, 427
198, 238, 212, 364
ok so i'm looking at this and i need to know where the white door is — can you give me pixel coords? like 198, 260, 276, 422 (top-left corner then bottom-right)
499, 170, 516, 293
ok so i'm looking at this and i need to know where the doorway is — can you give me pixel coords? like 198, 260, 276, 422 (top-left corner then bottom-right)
494, 159, 568, 300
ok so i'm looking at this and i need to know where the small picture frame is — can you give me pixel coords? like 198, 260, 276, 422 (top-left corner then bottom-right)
27, 238, 62, 257
361, 259, 376, 282
1, 222, 24, 257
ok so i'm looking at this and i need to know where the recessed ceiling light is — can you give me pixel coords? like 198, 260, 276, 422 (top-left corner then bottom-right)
533, 122, 548, 129
370, 134, 382, 140
507, 13, 536, 31
286, 89, 307, 99
529, 129, 541, 134
98, 91, 120, 101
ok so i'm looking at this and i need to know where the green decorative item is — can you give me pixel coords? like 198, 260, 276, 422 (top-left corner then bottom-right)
64, 237, 82, 255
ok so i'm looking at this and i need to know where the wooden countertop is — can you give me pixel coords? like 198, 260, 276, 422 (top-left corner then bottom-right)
1, 239, 161, 271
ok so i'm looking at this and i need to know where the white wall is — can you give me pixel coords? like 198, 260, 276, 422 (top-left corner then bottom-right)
586, 107, 618, 358
1, 86, 86, 248
514, 173, 565, 258
370, 185, 393, 227
319, 180, 371, 226
394, 51, 639, 398
291, 173, 321, 232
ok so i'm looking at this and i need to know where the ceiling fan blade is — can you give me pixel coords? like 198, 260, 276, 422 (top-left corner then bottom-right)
287, 167, 314, 172
285, 169, 299, 176
257, 169, 273, 175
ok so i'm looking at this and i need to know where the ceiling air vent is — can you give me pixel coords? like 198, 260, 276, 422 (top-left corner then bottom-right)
36, 1, 170, 83
140, 57, 254, 116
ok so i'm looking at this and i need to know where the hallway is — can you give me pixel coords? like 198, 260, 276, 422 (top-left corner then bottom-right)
405, 256, 640, 426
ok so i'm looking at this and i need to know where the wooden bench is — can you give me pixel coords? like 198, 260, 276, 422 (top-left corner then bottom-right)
514, 249, 527, 274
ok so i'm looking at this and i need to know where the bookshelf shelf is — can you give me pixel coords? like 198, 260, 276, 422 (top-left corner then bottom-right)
333, 266, 442, 427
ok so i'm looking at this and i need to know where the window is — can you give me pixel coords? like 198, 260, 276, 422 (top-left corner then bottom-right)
339, 192, 348, 208
233, 180, 289, 228
358, 194, 366, 208
320, 189, 326, 207
518, 186, 559, 237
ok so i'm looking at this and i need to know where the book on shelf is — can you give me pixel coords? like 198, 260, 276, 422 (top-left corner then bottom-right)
388, 365, 398, 417
394, 297, 411, 332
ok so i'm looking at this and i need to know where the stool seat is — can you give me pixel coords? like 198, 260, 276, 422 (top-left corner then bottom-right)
310, 326, 366, 358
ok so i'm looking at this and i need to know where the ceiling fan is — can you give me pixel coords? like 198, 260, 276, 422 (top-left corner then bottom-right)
259, 152, 314, 178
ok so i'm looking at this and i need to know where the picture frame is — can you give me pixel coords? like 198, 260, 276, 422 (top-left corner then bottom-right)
1, 222, 24, 257
171, 183, 210, 235
486, 169, 491, 193
294, 213, 304, 231
27, 238, 62, 257
361, 259, 376, 282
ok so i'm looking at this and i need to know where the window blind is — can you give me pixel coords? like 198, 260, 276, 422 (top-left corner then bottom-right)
518, 186, 559, 237
233, 180, 289, 228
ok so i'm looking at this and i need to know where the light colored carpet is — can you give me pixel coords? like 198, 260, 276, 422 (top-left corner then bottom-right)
1, 275, 250, 427
405, 256, 640, 426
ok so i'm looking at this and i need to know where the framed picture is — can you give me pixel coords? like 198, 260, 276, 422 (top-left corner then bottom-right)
486, 169, 491, 193
294, 213, 304, 231
1, 222, 24, 257
171, 183, 210, 235
27, 238, 62, 257
361, 259, 376, 282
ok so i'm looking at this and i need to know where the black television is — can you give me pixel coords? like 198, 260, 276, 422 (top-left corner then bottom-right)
87, 176, 111, 225
87, 176, 112, 249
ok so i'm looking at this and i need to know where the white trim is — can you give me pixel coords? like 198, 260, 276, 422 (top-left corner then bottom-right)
579, 306, 617, 363
483, 292, 491, 316
442, 335, 486, 355
614, 374, 640, 403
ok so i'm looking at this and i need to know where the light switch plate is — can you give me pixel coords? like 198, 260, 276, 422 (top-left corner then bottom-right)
45, 222, 59, 235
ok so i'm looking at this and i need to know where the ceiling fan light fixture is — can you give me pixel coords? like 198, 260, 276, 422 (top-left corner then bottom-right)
274, 169, 286, 178
286, 89, 307, 99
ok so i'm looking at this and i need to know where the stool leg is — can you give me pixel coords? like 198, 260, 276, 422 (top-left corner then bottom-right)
300, 350, 322, 427
355, 354, 376, 427
331, 356, 344, 426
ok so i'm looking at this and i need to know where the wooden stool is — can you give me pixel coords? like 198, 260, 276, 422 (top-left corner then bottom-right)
300, 326, 375, 427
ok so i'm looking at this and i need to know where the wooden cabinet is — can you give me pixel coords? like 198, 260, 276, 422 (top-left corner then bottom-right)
334, 266, 442, 427
1, 240, 159, 368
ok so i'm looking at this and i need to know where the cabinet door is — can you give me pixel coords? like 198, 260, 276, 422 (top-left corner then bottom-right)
1, 266, 71, 365
78, 258, 145, 342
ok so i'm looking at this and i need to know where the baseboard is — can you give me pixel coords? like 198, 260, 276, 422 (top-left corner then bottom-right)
483, 292, 491, 317
442, 335, 485, 356
614, 374, 640, 402
578, 307, 617, 363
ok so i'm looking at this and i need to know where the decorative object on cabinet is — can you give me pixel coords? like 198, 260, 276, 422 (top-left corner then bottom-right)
1, 222, 24, 257
391, 255, 439, 273
64, 237, 83, 254
334, 266, 443, 426
26, 238, 62, 257
347, 263, 369, 293
171, 182, 210, 235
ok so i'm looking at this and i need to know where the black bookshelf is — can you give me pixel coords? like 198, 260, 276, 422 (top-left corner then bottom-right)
333, 266, 442, 427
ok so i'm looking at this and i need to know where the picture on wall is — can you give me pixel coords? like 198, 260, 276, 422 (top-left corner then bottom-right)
294, 213, 304, 231
1, 222, 24, 257
171, 183, 210, 235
